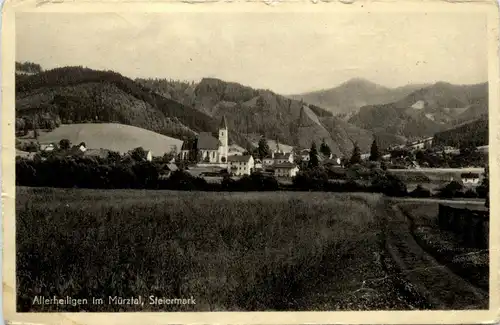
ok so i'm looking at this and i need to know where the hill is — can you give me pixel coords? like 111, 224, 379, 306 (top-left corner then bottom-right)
16, 67, 218, 140
288, 78, 428, 116
137, 77, 377, 155
348, 82, 488, 141
36, 123, 184, 155
433, 118, 488, 148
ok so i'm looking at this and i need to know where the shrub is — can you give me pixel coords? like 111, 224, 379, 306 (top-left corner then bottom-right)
462, 188, 478, 198
409, 185, 431, 198
292, 169, 328, 191
437, 181, 464, 198
370, 173, 407, 197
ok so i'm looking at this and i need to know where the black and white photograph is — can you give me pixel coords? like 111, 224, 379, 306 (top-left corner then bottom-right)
4, 3, 497, 322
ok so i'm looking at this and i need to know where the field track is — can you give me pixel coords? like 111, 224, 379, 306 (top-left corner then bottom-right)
380, 201, 488, 309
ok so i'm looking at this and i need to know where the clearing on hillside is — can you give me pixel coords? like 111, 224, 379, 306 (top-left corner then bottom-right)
36, 123, 184, 155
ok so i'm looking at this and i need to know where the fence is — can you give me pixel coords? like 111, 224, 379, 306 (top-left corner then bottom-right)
438, 204, 489, 249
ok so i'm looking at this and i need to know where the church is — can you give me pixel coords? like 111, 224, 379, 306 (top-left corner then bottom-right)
180, 116, 229, 164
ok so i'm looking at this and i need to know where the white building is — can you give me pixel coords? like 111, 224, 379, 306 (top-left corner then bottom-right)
228, 155, 255, 176
273, 152, 294, 164
461, 172, 481, 185
40, 143, 56, 152
274, 162, 299, 178
180, 116, 229, 163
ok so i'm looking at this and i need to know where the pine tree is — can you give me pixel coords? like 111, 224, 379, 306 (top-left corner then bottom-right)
319, 139, 331, 158
258, 137, 271, 160
350, 143, 362, 165
369, 138, 380, 161
309, 142, 319, 169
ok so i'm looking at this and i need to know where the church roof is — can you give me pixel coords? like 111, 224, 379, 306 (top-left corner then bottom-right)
219, 115, 228, 129
197, 132, 221, 150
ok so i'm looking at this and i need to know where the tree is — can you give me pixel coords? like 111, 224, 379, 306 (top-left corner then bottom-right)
350, 143, 362, 165
59, 139, 71, 150
308, 142, 319, 169
369, 138, 380, 161
257, 137, 271, 160
130, 147, 147, 162
319, 139, 331, 158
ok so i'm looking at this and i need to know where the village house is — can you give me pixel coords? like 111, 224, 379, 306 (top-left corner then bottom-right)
262, 156, 275, 166
407, 137, 434, 150
228, 155, 254, 176
254, 159, 263, 170
40, 143, 56, 152
274, 152, 294, 164
299, 149, 310, 162
180, 116, 229, 164
461, 172, 481, 185
228, 144, 246, 157
159, 163, 179, 179
274, 162, 300, 178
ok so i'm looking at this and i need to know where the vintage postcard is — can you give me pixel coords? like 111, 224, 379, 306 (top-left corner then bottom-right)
2, 0, 499, 324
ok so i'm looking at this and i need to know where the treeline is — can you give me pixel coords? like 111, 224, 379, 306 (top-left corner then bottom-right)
16, 66, 216, 135
16, 61, 43, 74
433, 118, 488, 148
16, 156, 489, 202
387, 145, 487, 169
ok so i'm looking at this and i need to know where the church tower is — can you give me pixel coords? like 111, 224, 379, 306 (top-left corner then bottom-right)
218, 115, 229, 163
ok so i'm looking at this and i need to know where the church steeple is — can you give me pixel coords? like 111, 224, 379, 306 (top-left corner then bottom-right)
219, 115, 228, 130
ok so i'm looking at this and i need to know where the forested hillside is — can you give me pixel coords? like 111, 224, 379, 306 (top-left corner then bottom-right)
349, 82, 488, 141
433, 118, 488, 148
137, 77, 378, 155
16, 67, 221, 142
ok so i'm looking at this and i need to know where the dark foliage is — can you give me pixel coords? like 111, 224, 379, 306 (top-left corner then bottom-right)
16, 66, 217, 140
370, 173, 407, 197
349, 143, 362, 165
16, 61, 43, 74
319, 139, 332, 158
433, 118, 488, 148
308, 142, 319, 169
437, 181, 464, 199
409, 185, 431, 198
369, 138, 380, 161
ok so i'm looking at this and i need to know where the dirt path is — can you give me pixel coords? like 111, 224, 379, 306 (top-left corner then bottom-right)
380, 199, 488, 309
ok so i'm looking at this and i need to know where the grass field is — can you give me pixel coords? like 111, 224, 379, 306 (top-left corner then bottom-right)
36, 123, 184, 154
17, 187, 392, 312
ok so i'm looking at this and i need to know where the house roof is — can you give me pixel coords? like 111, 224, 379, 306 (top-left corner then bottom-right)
461, 172, 480, 178
164, 163, 178, 172
274, 162, 297, 169
197, 132, 221, 150
274, 152, 292, 160
228, 155, 253, 162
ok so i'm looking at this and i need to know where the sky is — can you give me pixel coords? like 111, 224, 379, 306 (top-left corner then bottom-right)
16, 12, 488, 94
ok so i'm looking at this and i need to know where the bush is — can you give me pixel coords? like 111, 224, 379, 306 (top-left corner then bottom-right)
409, 185, 431, 198
161, 170, 208, 191
437, 181, 464, 198
462, 189, 478, 198
292, 169, 329, 191
225, 172, 279, 191
370, 173, 407, 197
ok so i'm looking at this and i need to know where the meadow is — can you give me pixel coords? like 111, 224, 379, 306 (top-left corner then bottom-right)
17, 187, 400, 312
